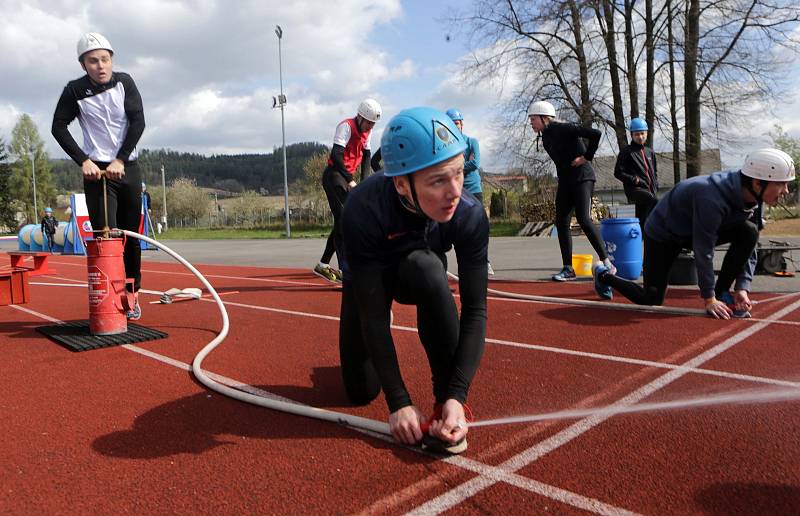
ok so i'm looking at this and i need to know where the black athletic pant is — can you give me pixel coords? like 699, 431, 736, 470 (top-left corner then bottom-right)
339, 249, 460, 406
84, 161, 142, 292
320, 230, 336, 265
626, 188, 658, 232
555, 180, 607, 265
322, 166, 351, 269
599, 220, 759, 305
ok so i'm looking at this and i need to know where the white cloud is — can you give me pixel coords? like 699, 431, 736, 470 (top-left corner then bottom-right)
0, 0, 416, 158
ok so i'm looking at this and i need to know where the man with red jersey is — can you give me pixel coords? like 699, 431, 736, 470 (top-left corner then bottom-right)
313, 98, 381, 282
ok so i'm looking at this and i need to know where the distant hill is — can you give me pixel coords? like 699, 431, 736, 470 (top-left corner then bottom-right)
50, 142, 329, 194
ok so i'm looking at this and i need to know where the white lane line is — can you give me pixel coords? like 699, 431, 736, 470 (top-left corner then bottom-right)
406, 298, 800, 515
486, 292, 800, 326
10, 303, 634, 514
198, 297, 800, 389
17, 283, 800, 389
44, 258, 799, 321
487, 337, 800, 388
9, 304, 309, 407
11, 304, 63, 323
48, 259, 330, 287
435, 456, 638, 516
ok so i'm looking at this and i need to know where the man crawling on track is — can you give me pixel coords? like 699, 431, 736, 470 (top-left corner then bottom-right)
337, 107, 489, 454
593, 148, 795, 320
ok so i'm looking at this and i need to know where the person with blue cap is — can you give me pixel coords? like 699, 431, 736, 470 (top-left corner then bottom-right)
614, 117, 658, 229
447, 108, 493, 275
594, 148, 795, 319
338, 106, 489, 454
40, 207, 58, 253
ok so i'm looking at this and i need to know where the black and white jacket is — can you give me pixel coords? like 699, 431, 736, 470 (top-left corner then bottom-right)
52, 72, 145, 165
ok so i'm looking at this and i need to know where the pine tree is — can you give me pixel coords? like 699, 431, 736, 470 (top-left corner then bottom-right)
0, 137, 18, 231
9, 114, 56, 222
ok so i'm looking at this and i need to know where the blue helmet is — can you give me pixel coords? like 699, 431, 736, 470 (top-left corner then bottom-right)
45, 207, 53, 213
629, 118, 648, 132
381, 107, 467, 177
446, 108, 463, 122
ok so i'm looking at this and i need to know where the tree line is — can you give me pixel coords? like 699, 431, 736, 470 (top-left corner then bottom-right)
0, 111, 329, 230
50, 142, 329, 194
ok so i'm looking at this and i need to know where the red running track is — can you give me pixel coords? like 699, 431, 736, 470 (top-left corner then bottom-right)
1, 255, 799, 514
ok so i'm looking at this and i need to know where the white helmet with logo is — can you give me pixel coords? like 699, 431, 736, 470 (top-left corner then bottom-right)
528, 101, 556, 118
357, 98, 382, 123
77, 32, 114, 61
741, 148, 796, 182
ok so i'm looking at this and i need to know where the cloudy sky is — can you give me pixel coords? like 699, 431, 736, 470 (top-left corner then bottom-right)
1, 0, 799, 172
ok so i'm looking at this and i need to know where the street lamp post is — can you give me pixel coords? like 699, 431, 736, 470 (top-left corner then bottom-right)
274, 24, 291, 238
160, 164, 168, 229
30, 149, 38, 219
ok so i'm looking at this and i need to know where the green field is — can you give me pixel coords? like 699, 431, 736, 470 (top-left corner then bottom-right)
155, 220, 526, 240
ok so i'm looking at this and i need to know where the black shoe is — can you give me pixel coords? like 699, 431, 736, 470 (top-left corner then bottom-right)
421, 434, 468, 455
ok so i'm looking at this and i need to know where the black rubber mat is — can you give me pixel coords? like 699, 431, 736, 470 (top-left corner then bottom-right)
36, 321, 168, 352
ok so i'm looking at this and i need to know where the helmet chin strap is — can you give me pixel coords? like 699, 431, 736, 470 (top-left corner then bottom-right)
397, 174, 428, 219
743, 172, 765, 230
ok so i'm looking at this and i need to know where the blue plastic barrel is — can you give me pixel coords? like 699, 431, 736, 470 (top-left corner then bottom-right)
601, 218, 642, 280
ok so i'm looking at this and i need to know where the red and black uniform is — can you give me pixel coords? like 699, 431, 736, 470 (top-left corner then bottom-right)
320, 118, 373, 267
614, 142, 658, 229
338, 172, 489, 412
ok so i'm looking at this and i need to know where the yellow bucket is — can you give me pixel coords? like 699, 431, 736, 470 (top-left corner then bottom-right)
572, 254, 593, 277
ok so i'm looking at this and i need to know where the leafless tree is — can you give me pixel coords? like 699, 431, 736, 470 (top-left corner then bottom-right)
452, 0, 800, 181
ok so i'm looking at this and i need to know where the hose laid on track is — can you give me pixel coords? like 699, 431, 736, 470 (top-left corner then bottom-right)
122, 230, 391, 437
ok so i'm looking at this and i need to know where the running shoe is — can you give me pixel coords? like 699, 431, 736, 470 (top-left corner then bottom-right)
718, 292, 751, 318
551, 266, 577, 282
126, 296, 142, 321
419, 403, 472, 455
592, 262, 613, 300
313, 264, 339, 283
330, 267, 343, 283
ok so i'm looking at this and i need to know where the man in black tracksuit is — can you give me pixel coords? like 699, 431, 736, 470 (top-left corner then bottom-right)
614, 117, 658, 229
339, 107, 488, 454
51, 32, 145, 320
528, 101, 613, 281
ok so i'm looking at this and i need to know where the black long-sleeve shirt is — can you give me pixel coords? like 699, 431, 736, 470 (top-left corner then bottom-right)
614, 142, 658, 195
52, 72, 145, 165
541, 121, 601, 184
341, 173, 489, 411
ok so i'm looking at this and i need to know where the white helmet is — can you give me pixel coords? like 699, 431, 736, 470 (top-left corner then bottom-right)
77, 32, 114, 61
528, 100, 556, 118
741, 148, 796, 182
357, 98, 382, 123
